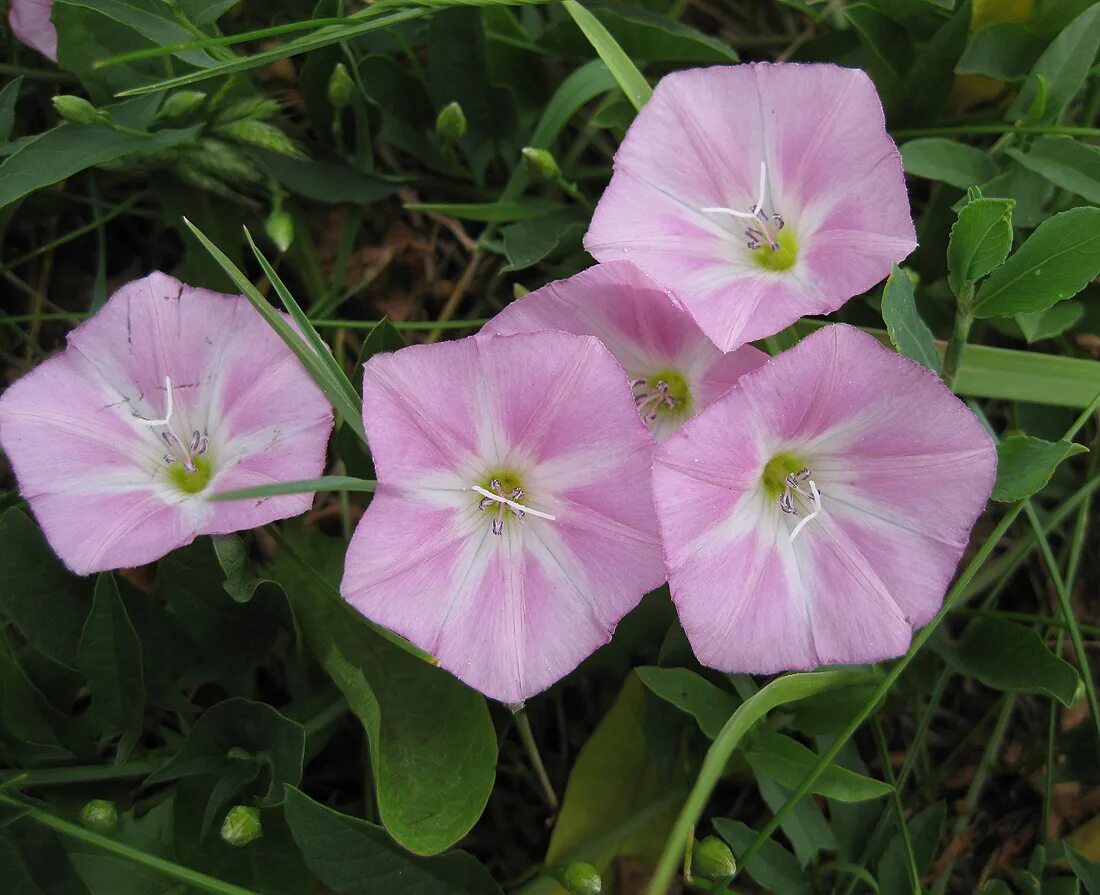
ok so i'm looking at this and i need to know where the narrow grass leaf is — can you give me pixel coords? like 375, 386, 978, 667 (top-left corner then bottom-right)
209, 477, 377, 502
1007, 136, 1100, 204
562, 0, 652, 111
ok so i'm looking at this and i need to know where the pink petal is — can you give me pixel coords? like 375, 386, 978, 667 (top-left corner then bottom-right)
585, 63, 916, 351
343, 331, 664, 702
653, 324, 995, 672
9, 0, 56, 62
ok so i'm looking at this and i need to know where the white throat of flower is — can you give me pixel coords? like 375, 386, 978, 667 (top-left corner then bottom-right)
133, 375, 210, 474
701, 161, 785, 251
471, 482, 556, 536
779, 468, 823, 543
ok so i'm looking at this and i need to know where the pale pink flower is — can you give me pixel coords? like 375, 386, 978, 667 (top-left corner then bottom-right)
340, 331, 664, 703
483, 261, 767, 441
653, 325, 995, 672
585, 63, 916, 352
0, 272, 333, 575
9, 0, 57, 62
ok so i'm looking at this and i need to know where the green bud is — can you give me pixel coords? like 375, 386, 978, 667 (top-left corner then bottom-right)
692, 836, 737, 882
216, 120, 302, 158
266, 207, 294, 253
157, 90, 207, 120
435, 101, 467, 144
53, 95, 112, 127
555, 862, 602, 895
220, 805, 262, 847
512, 282, 529, 299
521, 147, 561, 183
328, 63, 355, 110
79, 799, 119, 835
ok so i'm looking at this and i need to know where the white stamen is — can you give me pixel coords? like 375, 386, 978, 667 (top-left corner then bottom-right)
753, 159, 767, 214
700, 162, 769, 219
470, 485, 556, 521
135, 376, 174, 426
788, 479, 821, 543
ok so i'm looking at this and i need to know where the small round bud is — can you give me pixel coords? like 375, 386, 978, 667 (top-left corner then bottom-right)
220, 805, 262, 847
556, 862, 602, 895
692, 836, 737, 882
53, 95, 111, 127
79, 799, 119, 835
512, 282, 529, 299
327, 63, 355, 111
157, 90, 207, 120
265, 207, 294, 253
435, 101, 467, 144
521, 147, 561, 183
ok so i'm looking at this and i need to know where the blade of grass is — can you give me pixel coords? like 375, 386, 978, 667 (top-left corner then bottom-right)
209, 476, 376, 501
183, 218, 366, 443
562, 0, 652, 111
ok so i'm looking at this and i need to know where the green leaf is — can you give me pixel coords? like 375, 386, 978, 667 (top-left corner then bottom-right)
900, 138, 999, 189
635, 666, 738, 740
562, 0, 652, 111
283, 787, 502, 895
0, 631, 76, 763
0, 77, 23, 144
256, 152, 401, 205
501, 210, 586, 271
1007, 137, 1100, 205
944, 618, 1079, 705
947, 197, 1014, 294
1016, 300, 1085, 343
973, 208, 1100, 318
844, 4, 912, 85
0, 509, 88, 669
273, 529, 496, 855
977, 161, 1054, 229
744, 732, 892, 803
877, 802, 946, 895
712, 819, 811, 895
209, 476, 377, 502
955, 22, 1044, 82
405, 200, 563, 222
881, 265, 940, 371
77, 575, 145, 762
993, 435, 1087, 501
1067, 843, 1100, 895
1009, 3, 1100, 123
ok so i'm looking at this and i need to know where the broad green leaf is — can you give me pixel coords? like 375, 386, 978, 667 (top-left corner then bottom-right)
0, 509, 88, 668
283, 787, 502, 895
1016, 301, 1085, 343
501, 210, 586, 270
209, 476, 377, 502
562, 0, 652, 111
1008, 137, 1100, 205
0, 631, 76, 763
256, 153, 401, 205
943, 618, 1079, 705
0, 77, 22, 143
539, 675, 683, 893
955, 22, 1044, 81
273, 529, 496, 855
744, 732, 892, 803
977, 161, 1054, 228
900, 138, 998, 189
635, 666, 738, 740
406, 200, 563, 222
881, 265, 939, 371
713, 819, 811, 895
1009, 3, 1100, 123
844, 4, 912, 84
753, 771, 837, 865
77, 575, 145, 762
877, 802, 946, 895
1067, 843, 1100, 895
973, 208, 1100, 318
947, 197, 1014, 294
992, 435, 1087, 501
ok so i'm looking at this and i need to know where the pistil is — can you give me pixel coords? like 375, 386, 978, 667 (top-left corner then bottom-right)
701, 161, 786, 252
778, 468, 824, 542
134, 375, 210, 476
472, 480, 556, 535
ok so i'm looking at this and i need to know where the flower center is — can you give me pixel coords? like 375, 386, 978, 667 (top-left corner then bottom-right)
762, 452, 824, 543
632, 369, 691, 422
134, 376, 213, 494
701, 161, 798, 271
471, 471, 555, 536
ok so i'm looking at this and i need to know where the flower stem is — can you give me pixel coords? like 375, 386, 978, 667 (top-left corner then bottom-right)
0, 792, 259, 895
942, 286, 974, 392
513, 707, 559, 812
1, 760, 161, 788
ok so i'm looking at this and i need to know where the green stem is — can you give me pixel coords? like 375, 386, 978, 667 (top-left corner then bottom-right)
0, 793, 259, 895
513, 707, 559, 812
892, 124, 1100, 139
872, 718, 920, 895
1, 761, 161, 787
941, 300, 973, 392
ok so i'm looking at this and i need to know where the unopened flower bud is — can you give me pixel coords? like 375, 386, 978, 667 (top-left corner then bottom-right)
555, 862, 602, 895
435, 101, 467, 144
53, 95, 112, 127
521, 147, 561, 183
265, 206, 294, 253
692, 836, 736, 882
220, 805, 262, 847
157, 90, 207, 120
79, 799, 119, 835
328, 63, 355, 111
512, 282, 529, 299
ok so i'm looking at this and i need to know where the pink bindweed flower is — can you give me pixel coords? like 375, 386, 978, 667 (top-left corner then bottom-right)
340, 330, 665, 703
9, 0, 57, 62
585, 63, 916, 352
483, 261, 767, 441
0, 272, 333, 575
652, 324, 996, 672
